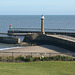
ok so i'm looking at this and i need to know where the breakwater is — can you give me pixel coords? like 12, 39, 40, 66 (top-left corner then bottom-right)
23, 34, 75, 51
0, 36, 20, 44
8, 28, 75, 37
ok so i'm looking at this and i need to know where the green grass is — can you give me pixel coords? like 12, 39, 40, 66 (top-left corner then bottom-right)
0, 61, 75, 75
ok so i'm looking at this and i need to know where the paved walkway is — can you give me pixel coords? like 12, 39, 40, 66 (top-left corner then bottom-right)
47, 34, 75, 42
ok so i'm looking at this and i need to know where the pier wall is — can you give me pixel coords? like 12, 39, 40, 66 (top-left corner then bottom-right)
24, 34, 75, 51
0, 37, 20, 44
8, 30, 75, 37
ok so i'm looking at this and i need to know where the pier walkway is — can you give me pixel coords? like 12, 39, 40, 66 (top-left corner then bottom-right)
47, 34, 75, 43
8, 27, 75, 43
0, 27, 75, 50
8, 27, 75, 33
8, 28, 75, 36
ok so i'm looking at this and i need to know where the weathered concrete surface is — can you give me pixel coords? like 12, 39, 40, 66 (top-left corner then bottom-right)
23, 34, 75, 51
8, 30, 75, 37
0, 36, 20, 44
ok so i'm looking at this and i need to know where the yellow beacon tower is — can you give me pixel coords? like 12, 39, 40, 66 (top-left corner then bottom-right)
41, 15, 45, 34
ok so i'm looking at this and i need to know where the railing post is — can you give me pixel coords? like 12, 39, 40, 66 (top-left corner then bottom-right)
31, 53, 32, 56
12, 52, 14, 62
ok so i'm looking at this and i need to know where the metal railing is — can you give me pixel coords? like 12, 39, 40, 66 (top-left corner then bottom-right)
9, 27, 75, 33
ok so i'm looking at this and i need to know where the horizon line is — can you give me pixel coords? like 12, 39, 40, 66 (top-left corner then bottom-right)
0, 14, 75, 16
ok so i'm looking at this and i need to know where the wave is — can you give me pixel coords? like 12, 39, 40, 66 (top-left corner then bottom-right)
0, 47, 22, 50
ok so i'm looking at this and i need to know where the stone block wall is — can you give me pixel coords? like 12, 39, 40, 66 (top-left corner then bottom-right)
24, 34, 75, 51
0, 37, 20, 44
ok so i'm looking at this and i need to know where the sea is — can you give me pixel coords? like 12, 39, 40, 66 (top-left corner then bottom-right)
0, 15, 75, 50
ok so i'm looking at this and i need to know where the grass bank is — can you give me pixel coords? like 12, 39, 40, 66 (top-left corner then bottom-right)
0, 61, 75, 75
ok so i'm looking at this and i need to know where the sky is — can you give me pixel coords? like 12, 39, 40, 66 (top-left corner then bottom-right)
0, 0, 75, 15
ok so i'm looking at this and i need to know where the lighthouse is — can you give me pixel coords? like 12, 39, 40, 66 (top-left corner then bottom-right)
41, 15, 45, 34
9, 24, 12, 29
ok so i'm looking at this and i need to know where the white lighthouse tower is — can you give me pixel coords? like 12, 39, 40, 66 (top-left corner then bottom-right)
41, 15, 45, 34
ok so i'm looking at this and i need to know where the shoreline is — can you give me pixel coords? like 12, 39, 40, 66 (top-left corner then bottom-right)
0, 46, 23, 51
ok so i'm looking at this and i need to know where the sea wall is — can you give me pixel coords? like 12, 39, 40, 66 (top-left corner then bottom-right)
23, 34, 75, 51
0, 37, 20, 44
8, 30, 75, 37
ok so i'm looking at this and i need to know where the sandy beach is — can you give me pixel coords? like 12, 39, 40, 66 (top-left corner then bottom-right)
0, 45, 74, 57
1, 45, 73, 53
